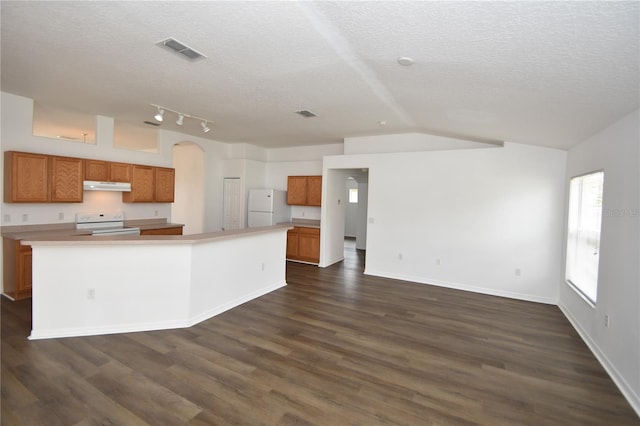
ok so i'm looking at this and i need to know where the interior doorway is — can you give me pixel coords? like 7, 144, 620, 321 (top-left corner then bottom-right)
172, 142, 205, 235
320, 168, 369, 268
344, 170, 368, 251
223, 177, 242, 231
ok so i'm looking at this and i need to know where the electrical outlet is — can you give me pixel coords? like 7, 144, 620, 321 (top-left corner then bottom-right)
398, 253, 403, 261
604, 314, 610, 328
436, 258, 441, 266
22, 214, 28, 222
58, 212, 64, 220
515, 268, 521, 276
3, 214, 10, 223
154, 210, 159, 217
87, 288, 96, 300
261, 262, 265, 271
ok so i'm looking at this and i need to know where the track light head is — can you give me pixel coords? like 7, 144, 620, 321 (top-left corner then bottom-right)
201, 121, 210, 133
154, 108, 164, 122
176, 114, 184, 126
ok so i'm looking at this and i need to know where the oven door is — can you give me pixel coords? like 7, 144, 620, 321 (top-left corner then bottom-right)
91, 227, 141, 236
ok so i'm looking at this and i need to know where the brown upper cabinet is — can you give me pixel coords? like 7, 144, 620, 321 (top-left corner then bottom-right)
287, 175, 322, 206
110, 162, 132, 183
5, 151, 174, 204
49, 155, 84, 202
4, 151, 83, 203
4, 151, 49, 202
85, 159, 132, 183
121, 165, 174, 203
154, 167, 175, 203
123, 165, 155, 202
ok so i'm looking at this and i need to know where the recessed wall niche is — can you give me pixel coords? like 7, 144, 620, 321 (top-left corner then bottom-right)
32, 102, 96, 144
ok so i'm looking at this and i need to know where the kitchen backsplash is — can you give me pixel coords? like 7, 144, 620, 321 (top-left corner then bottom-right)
1, 191, 171, 226
290, 205, 321, 220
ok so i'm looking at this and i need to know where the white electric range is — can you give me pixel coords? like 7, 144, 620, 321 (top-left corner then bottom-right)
75, 212, 140, 236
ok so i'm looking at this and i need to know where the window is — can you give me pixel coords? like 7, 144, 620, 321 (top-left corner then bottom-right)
565, 170, 604, 304
349, 188, 358, 203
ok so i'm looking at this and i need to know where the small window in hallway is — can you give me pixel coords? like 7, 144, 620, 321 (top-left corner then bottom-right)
349, 188, 358, 203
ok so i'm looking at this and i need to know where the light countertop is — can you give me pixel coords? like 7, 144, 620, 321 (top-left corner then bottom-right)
21, 224, 292, 246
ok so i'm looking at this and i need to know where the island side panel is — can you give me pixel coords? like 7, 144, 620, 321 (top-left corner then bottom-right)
188, 228, 288, 324
30, 244, 191, 339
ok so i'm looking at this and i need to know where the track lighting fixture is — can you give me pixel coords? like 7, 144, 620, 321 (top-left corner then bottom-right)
150, 104, 214, 134
154, 108, 165, 122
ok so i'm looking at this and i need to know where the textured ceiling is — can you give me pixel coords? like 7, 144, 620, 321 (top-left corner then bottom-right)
1, 1, 638, 150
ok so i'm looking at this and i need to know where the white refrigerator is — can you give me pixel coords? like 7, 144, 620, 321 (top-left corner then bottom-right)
248, 189, 290, 227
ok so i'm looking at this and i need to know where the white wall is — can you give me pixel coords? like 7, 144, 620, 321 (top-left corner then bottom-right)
344, 132, 500, 155
356, 182, 369, 250
559, 109, 640, 414
323, 141, 567, 304
172, 143, 205, 235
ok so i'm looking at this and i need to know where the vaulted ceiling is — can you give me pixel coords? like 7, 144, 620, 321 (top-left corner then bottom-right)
1, 1, 638, 149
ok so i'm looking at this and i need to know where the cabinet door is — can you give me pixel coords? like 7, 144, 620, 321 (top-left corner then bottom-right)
84, 160, 109, 181
18, 244, 33, 294
4, 151, 49, 202
287, 176, 307, 205
155, 167, 175, 203
307, 176, 322, 206
298, 227, 320, 263
123, 165, 154, 202
286, 228, 299, 258
49, 156, 84, 202
109, 162, 131, 182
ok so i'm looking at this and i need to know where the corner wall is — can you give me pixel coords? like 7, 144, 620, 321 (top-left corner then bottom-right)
323, 141, 567, 304
559, 109, 640, 414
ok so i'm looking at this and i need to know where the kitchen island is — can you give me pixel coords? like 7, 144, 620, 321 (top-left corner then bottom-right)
22, 224, 291, 340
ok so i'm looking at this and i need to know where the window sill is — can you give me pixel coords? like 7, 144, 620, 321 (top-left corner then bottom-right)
565, 280, 596, 308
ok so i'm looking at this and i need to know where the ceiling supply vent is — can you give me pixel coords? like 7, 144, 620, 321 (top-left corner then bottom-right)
156, 37, 207, 61
295, 110, 317, 118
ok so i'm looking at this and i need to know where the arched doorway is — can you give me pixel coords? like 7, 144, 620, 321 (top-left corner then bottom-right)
172, 142, 205, 235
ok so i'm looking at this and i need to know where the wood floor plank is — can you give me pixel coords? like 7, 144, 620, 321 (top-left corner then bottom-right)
2, 242, 638, 425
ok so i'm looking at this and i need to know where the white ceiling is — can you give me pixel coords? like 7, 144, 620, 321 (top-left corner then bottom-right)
1, 1, 638, 150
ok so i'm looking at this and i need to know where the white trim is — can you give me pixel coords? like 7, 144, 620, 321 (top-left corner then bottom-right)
364, 269, 558, 305
29, 319, 188, 340
559, 303, 640, 417
188, 281, 286, 326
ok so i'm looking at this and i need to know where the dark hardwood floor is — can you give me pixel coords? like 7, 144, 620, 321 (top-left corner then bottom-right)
2, 242, 638, 425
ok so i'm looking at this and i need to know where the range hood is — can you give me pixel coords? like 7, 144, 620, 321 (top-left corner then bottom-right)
83, 181, 132, 192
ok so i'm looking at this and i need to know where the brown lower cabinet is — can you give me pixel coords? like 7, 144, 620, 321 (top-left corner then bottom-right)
287, 226, 320, 264
2, 239, 32, 300
139, 226, 183, 236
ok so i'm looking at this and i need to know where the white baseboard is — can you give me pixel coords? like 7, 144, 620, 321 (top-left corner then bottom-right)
188, 280, 287, 326
364, 269, 557, 305
29, 319, 188, 340
559, 304, 640, 417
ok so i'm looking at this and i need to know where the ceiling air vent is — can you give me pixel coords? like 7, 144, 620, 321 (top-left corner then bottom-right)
295, 110, 317, 118
156, 37, 207, 61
